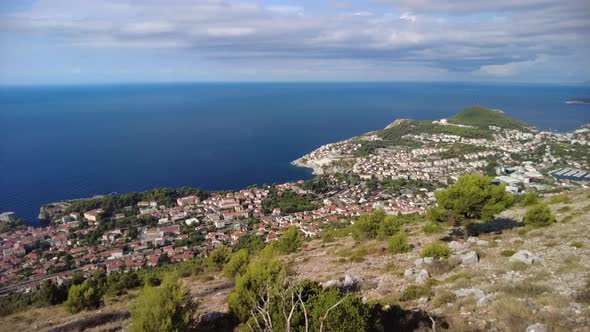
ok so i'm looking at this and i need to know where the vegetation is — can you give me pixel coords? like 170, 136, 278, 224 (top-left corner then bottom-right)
65, 187, 209, 218
422, 222, 443, 234
420, 242, 451, 259
523, 203, 556, 228
352, 210, 386, 241
277, 226, 303, 254
64, 274, 106, 313
388, 231, 411, 254
223, 249, 251, 279
129, 274, 196, 332
400, 285, 433, 301
501, 249, 517, 257
433, 174, 513, 223
520, 192, 540, 207
448, 106, 529, 131
263, 189, 317, 214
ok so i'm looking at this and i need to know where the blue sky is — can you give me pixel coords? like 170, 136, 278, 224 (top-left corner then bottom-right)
0, 0, 588, 84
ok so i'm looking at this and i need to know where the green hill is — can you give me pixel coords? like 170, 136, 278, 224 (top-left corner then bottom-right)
448, 106, 529, 131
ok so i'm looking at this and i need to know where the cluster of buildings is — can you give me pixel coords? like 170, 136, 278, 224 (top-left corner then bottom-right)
298, 120, 590, 194
0, 176, 432, 294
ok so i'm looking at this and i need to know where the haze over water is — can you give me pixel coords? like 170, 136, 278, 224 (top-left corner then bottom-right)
1, 82, 590, 225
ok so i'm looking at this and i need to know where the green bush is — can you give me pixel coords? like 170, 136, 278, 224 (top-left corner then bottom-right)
523, 203, 556, 228
549, 194, 571, 204
501, 249, 517, 257
400, 285, 433, 301
322, 230, 335, 243
223, 249, 250, 279
557, 206, 572, 212
571, 241, 584, 249
434, 174, 513, 222
520, 192, 539, 207
129, 274, 196, 332
352, 210, 385, 241
277, 226, 303, 254
420, 242, 451, 259
432, 291, 457, 307
377, 216, 402, 240
64, 279, 103, 313
388, 231, 411, 255
422, 222, 443, 234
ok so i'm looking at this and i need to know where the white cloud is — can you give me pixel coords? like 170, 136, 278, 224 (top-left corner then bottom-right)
206, 27, 256, 37
265, 5, 304, 15
399, 12, 416, 23
477, 55, 547, 76
123, 22, 175, 35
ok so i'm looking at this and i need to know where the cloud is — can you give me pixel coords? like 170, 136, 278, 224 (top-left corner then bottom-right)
0, 0, 588, 82
266, 5, 304, 15
207, 27, 256, 37
399, 12, 416, 23
476, 55, 547, 76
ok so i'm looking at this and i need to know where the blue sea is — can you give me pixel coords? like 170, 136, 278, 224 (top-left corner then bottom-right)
1, 82, 590, 226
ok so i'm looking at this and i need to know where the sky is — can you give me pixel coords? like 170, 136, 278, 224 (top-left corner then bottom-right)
0, 0, 589, 84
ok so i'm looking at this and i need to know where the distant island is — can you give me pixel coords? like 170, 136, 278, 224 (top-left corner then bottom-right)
566, 98, 590, 105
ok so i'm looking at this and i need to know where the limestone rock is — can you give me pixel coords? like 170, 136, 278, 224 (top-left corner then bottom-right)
453, 288, 485, 299
461, 251, 479, 265
509, 250, 543, 265
449, 241, 468, 252
416, 269, 430, 284
525, 323, 547, 332
476, 239, 489, 246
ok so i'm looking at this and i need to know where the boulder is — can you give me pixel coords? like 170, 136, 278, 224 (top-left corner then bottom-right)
404, 268, 417, 277
525, 323, 547, 332
476, 240, 489, 246
461, 251, 479, 265
467, 236, 478, 243
416, 269, 430, 284
509, 250, 542, 265
453, 288, 485, 299
449, 241, 468, 252
415, 257, 434, 269
477, 294, 495, 307
343, 274, 362, 290
322, 280, 342, 289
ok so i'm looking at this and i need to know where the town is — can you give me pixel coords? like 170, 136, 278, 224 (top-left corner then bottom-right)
1, 108, 589, 297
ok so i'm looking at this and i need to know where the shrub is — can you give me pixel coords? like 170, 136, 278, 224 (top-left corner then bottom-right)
64, 280, 103, 313
422, 222, 443, 234
352, 210, 385, 241
223, 249, 250, 279
322, 230, 335, 243
434, 174, 513, 222
377, 216, 402, 240
400, 285, 433, 301
501, 249, 517, 257
420, 242, 451, 259
129, 274, 196, 332
557, 206, 572, 213
277, 226, 303, 254
549, 194, 571, 204
432, 291, 457, 307
520, 192, 539, 207
388, 231, 411, 255
523, 203, 556, 228
571, 241, 584, 249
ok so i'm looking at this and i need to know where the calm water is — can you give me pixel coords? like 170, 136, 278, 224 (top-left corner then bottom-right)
1, 82, 590, 225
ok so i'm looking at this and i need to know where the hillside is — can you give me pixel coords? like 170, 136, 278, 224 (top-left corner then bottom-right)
448, 106, 530, 131
2, 190, 589, 331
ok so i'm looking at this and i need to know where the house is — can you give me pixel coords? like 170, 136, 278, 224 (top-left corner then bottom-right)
214, 220, 226, 229
177, 195, 200, 206
84, 209, 104, 222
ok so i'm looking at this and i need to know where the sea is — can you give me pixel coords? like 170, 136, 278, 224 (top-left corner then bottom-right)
1, 82, 590, 226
